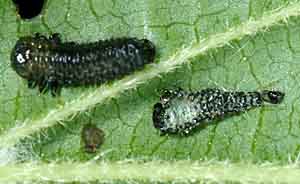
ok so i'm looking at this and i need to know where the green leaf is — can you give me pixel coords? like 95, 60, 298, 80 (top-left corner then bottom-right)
1, 0, 300, 183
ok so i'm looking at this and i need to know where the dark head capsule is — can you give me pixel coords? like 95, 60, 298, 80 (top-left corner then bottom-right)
261, 90, 285, 104
153, 103, 165, 129
11, 33, 156, 96
152, 88, 284, 135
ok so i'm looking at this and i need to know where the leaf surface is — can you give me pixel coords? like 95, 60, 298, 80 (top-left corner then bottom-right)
0, 0, 300, 182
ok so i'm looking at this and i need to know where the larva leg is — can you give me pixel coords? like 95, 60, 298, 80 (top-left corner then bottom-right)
159, 130, 168, 136
38, 82, 48, 94
47, 78, 61, 97
50, 84, 61, 97
27, 80, 37, 89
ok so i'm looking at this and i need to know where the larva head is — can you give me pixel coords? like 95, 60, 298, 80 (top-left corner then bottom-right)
139, 39, 156, 63
153, 89, 190, 134
153, 103, 166, 130
153, 89, 176, 132
11, 36, 36, 79
11, 34, 52, 80
261, 90, 285, 104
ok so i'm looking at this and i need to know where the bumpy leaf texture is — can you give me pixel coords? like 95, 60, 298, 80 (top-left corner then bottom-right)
0, 0, 299, 165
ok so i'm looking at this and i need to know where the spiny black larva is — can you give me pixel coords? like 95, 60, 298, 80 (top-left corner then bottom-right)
11, 33, 156, 96
153, 88, 284, 135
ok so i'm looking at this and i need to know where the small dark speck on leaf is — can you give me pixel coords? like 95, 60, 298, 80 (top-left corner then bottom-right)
81, 124, 105, 153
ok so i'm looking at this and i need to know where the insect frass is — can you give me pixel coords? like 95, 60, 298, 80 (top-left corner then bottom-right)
81, 123, 105, 153
153, 88, 284, 135
11, 33, 156, 96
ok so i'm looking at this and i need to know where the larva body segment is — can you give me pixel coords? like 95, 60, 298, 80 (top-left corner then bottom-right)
153, 88, 284, 135
11, 33, 156, 96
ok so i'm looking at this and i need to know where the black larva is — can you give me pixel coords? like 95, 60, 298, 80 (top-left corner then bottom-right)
11, 33, 156, 96
153, 88, 284, 135
13, 0, 45, 19
81, 124, 105, 153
